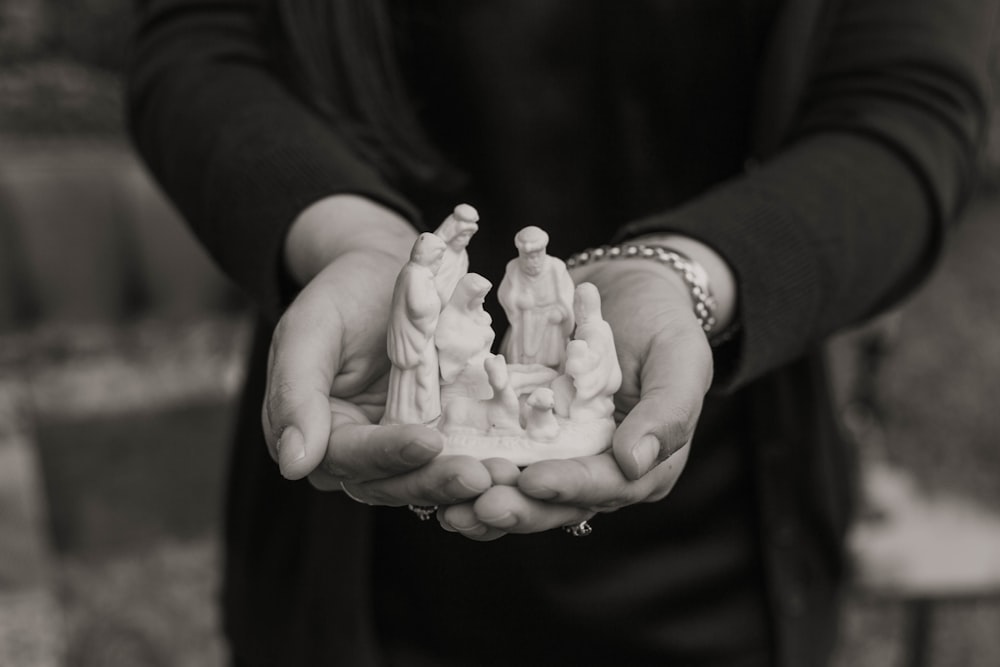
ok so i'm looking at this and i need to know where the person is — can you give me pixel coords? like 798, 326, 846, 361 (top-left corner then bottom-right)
498, 226, 576, 370
383, 232, 446, 425
127, 1, 997, 665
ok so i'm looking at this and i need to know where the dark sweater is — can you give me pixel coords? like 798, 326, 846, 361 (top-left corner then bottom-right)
128, 1, 996, 665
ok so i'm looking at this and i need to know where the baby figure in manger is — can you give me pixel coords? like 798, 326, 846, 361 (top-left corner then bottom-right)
382, 206, 622, 465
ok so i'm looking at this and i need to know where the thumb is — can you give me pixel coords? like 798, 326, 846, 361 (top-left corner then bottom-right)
262, 311, 340, 480
612, 329, 711, 480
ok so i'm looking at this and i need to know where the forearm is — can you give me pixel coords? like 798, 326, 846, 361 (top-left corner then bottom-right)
615, 0, 994, 389
127, 0, 417, 315
284, 195, 417, 287
618, 132, 937, 389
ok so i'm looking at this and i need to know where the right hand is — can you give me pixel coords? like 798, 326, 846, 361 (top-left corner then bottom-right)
261, 195, 491, 506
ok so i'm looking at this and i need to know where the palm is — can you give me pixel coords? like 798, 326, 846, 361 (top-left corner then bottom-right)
571, 261, 708, 425
306, 248, 405, 422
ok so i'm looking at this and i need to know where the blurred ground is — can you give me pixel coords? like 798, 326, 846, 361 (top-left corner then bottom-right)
0, 316, 248, 667
1, 1, 999, 666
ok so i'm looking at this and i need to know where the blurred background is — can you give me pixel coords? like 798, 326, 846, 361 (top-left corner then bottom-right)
0, 1, 998, 666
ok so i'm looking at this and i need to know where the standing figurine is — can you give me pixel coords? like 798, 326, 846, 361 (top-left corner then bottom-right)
498, 226, 575, 370
382, 233, 447, 425
432, 203, 480, 304
568, 282, 622, 420
435, 272, 495, 400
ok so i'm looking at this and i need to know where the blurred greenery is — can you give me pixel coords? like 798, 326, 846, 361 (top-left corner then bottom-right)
0, 0, 130, 67
0, 0, 130, 136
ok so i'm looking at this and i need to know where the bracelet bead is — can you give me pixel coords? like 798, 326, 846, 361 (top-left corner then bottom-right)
566, 243, 719, 337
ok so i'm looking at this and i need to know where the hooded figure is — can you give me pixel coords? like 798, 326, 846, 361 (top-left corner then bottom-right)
382, 232, 447, 425
435, 272, 495, 401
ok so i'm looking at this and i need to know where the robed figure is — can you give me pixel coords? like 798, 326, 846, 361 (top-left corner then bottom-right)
567, 283, 622, 420
382, 233, 447, 425
432, 203, 480, 304
498, 226, 575, 370
435, 272, 495, 400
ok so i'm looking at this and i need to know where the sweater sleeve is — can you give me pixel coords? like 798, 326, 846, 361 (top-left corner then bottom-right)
126, 0, 419, 319
614, 0, 997, 391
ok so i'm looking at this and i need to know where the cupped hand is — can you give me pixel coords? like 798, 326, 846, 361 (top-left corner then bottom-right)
441, 257, 714, 539
261, 195, 491, 506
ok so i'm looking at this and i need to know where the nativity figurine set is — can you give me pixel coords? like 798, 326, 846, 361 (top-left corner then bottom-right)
381, 204, 623, 466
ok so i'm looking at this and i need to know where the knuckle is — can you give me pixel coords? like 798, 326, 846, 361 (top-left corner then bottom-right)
600, 486, 636, 510
369, 441, 405, 477
272, 314, 292, 344
320, 458, 357, 482
645, 487, 672, 503
269, 380, 299, 412
260, 402, 276, 442
307, 472, 341, 492
363, 486, 396, 506
659, 407, 699, 453
266, 381, 308, 431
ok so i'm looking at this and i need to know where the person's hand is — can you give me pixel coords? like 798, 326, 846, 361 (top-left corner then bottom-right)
261, 195, 491, 506
439, 255, 718, 540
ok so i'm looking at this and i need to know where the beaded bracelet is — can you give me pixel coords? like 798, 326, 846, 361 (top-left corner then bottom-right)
566, 243, 718, 337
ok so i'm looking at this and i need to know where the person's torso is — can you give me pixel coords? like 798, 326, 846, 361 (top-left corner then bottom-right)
371, 3, 779, 665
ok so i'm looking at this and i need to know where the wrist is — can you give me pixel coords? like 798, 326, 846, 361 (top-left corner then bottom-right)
566, 236, 739, 344
631, 234, 738, 337
284, 194, 417, 286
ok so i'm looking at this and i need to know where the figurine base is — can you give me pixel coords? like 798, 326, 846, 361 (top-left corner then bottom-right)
439, 417, 615, 467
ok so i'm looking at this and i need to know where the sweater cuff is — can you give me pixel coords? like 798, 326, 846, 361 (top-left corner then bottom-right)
614, 186, 823, 393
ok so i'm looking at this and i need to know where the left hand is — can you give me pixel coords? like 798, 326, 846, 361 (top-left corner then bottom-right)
439, 259, 713, 540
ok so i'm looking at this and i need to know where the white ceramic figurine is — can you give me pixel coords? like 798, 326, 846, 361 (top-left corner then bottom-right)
382, 214, 622, 464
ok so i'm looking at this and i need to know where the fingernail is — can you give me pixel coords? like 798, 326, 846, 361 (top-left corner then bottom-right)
456, 523, 488, 537
631, 434, 662, 477
479, 511, 515, 529
278, 425, 306, 476
448, 475, 486, 499
401, 439, 439, 465
522, 484, 557, 500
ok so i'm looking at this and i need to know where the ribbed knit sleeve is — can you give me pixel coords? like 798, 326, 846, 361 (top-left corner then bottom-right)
126, 0, 418, 320
615, 0, 996, 391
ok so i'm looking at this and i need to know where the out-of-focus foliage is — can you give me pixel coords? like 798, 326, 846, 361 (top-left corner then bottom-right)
0, 0, 130, 136
0, 0, 130, 67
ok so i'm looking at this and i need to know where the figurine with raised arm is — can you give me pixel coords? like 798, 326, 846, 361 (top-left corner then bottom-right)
435, 272, 495, 400
498, 226, 575, 370
432, 203, 480, 304
382, 233, 447, 425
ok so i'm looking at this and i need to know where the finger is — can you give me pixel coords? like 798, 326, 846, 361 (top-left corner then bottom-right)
518, 449, 690, 508
340, 455, 491, 507
318, 401, 443, 481
518, 454, 644, 509
473, 485, 593, 534
482, 458, 521, 486
262, 309, 341, 480
613, 329, 711, 480
439, 503, 508, 541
